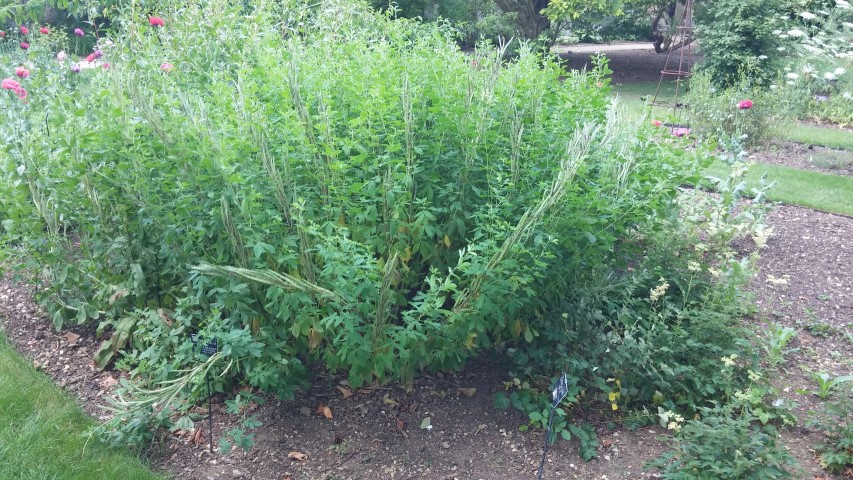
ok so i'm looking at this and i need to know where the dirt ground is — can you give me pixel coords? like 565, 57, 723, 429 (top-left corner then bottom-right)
1, 45, 851, 480
559, 43, 701, 85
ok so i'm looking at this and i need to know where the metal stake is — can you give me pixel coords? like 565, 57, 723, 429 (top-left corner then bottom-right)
536, 406, 556, 479
207, 374, 213, 452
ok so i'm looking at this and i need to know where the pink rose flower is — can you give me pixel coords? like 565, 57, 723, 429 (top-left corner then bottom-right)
20, 42, 29, 50
738, 99, 753, 109
39, 27, 50, 34
149, 17, 165, 27
15, 67, 29, 78
20, 26, 29, 35
160, 62, 174, 73
74, 28, 85, 37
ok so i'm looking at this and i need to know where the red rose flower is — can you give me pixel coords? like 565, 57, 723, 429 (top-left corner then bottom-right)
20, 42, 29, 50
737, 99, 753, 110
0, 31, 6, 38
20, 26, 29, 35
149, 17, 165, 27
86, 53, 96, 62
39, 27, 50, 34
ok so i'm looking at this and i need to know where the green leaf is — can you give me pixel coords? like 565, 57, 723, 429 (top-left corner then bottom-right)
218, 437, 232, 454
492, 392, 510, 410
52, 310, 64, 331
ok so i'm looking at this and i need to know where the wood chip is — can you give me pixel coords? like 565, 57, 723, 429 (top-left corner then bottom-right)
287, 451, 308, 461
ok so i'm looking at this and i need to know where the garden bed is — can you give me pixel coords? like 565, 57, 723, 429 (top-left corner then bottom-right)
750, 142, 853, 176
2, 200, 850, 479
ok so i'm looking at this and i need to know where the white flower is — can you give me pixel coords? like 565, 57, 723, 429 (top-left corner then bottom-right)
834, 67, 846, 75
800, 11, 817, 19
837, 0, 850, 8
778, 46, 787, 51
770, 84, 778, 90
758, 55, 768, 60
824, 71, 837, 80
787, 29, 805, 37
844, 22, 853, 28
802, 64, 816, 73
649, 279, 670, 303
843, 91, 852, 99
786, 72, 799, 79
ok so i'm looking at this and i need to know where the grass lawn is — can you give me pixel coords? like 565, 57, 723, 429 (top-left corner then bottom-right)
705, 160, 853, 217
775, 123, 853, 150
0, 332, 165, 480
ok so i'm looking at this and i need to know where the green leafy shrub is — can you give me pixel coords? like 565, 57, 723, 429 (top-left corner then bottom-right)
807, 388, 853, 474
648, 399, 799, 479
695, 0, 789, 87
1, 0, 776, 448
685, 71, 805, 147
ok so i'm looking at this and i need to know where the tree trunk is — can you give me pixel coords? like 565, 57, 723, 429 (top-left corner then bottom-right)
493, 0, 551, 40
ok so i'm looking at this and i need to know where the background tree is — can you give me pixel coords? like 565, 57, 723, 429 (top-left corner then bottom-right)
694, 0, 788, 87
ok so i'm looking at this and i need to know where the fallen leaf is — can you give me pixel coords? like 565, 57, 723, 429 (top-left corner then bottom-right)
431, 389, 447, 398
316, 404, 333, 419
157, 308, 173, 326
65, 332, 81, 344
287, 451, 308, 461
382, 394, 398, 407
108, 289, 128, 305
336, 386, 353, 399
193, 428, 202, 445
396, 418, 405, 431
601, 438, 612, 448
99, 376, 118, 388
420, 416, 432, 430
458, 388, 476, 397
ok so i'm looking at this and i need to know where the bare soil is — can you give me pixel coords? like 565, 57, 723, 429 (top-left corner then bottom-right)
559, 45, 700, 85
